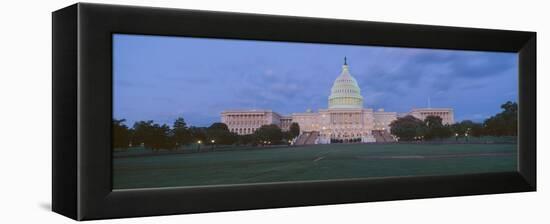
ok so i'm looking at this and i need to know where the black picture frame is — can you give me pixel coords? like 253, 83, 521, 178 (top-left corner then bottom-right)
52, 3, 536, 221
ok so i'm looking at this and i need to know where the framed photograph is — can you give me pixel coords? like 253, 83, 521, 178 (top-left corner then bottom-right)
52, 3, 536, 220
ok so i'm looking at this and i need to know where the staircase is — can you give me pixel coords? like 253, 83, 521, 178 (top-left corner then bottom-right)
381, 130, 395, 142
294, 131, 319, 145
294, 132, 310, 145
372, 130, 396, 143
372, 130, 384, 142
305, 131, 319, 145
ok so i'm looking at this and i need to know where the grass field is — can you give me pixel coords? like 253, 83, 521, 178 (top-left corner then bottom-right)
113, 143, 517, 189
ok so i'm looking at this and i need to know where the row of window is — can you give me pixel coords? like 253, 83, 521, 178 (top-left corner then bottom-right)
333, 89, 358, 94
421, 112, 449, 116
230, 127, 257, 134
225, 115, 266, 119
330, 98, 361, 105
226, 120, 266, 125
337, 79, 354, 83
331, 122, 361, 125
326, 133, 363, 138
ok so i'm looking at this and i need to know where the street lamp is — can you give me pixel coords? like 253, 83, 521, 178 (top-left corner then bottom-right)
455, 133, 458, 142
211, 139, 215, 150
197, 140, 202, 151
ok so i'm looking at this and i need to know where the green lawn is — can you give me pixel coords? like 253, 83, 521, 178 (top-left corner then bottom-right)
113, 143, 517, 189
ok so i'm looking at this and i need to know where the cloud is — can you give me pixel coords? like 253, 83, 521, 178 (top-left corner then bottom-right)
113, 34, 517, 126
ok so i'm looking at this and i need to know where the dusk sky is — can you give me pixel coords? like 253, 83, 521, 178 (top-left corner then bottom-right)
113, 34, 518, 127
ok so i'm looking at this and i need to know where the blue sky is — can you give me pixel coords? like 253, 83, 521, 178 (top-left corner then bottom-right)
113, 34, 518, 127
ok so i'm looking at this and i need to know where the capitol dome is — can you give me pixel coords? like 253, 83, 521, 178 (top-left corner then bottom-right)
328, 58, 363, 109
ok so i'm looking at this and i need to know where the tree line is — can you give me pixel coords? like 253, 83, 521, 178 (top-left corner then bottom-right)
389, 101, 518, 141
113, 117, 301, 151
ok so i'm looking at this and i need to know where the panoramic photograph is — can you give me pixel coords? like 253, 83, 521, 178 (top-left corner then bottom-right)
112, 34, 518, 190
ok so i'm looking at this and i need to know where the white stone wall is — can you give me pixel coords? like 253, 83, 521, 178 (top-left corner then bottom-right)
280, 116, 292, 131
373, 109, 398, 131
409, 108, 454, 125
291, 112, 320, 133
221, 110, 282, 135
290, 109, 375, 143
221, 107, 453, 141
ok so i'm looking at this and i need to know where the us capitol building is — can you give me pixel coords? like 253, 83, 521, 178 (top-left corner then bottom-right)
221, 58, 454, 144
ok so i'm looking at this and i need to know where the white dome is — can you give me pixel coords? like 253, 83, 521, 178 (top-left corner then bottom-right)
328, 60, 363, 109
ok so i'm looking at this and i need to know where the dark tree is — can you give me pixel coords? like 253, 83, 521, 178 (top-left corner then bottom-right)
424, 115, 443, 129
423, 115, 452, 140
172, 117, 192, 149
470, 123, 485, 137
451, 120, 483, 137
113, 119, 130, 150
131, 120, 155, 148
289, 122, 300, 139
131, 120, 175, 151
189, 126, 207, 144
207, 122, 236, 145
282, 131, 291, 143
255, 124, 283, 144
484, 101, 518, 136
150, 123, 175, 151
390, 115, 425, 141
237, 134, 256, 146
